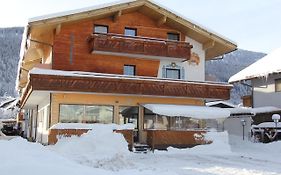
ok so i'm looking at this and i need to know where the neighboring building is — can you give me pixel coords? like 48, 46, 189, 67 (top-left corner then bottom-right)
17, 0, 237, 148
229, 47, 281, 108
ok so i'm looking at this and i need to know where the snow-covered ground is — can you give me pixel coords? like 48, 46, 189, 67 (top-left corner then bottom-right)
0, 124, 281, 175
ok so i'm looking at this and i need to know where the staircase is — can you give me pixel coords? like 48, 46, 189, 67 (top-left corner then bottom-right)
133, 143, 150, 153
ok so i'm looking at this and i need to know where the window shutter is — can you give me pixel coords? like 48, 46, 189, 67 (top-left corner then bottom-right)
162, 65, 166, 78
181, 67, 185, 80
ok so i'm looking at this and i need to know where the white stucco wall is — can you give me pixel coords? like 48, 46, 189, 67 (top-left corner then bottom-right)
36, 96, 50, 145
157, 36, 205, 81
252, 74, 281, 108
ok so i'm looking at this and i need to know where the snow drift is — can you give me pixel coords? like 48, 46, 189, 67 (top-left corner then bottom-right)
49, 124, 133, 171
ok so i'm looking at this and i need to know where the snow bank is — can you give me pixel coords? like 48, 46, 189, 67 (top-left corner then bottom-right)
0, 137, 112, 175
49, 124, 133, 171
160, 131, 233, 155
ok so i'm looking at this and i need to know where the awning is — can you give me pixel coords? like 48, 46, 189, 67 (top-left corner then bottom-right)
142, 104, 230, 119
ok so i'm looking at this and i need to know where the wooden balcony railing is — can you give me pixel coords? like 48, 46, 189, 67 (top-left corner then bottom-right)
88, 33, 193, 60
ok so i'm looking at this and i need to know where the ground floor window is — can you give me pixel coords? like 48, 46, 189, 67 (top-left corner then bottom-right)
59, 104, 113, 124
143, 108, 201, 130
119, 106, 139, 129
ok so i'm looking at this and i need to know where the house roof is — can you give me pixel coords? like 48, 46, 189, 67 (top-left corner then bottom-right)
26, 0, 237, 59
229, 47, 281, 83
28, 0, 236, 47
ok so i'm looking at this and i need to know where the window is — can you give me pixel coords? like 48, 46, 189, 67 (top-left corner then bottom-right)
123, 65, 136, 76
94, 25, 108, 34
275, 79, 281, 92
166, 68, 180, 79
119, 106, 139, 128
124, 27, 137, 36
167, 32, 180, 41
59, 104, 113, 124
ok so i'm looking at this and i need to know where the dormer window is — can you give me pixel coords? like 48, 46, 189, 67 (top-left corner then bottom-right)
125, 27, 137, 36
94, 25, 108, 34
167, 32, 180, 41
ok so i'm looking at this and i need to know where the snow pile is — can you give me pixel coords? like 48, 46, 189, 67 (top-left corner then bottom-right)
49, 124, 133, 171
0, 137, 111, 175
163, 131, 233, 155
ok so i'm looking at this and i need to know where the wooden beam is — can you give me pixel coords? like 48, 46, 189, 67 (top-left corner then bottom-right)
203, 40, 215, 50
113, 10, 122, 22
22, 58, 42, 66
157, 16, 167, 26
55, 24, 61, 35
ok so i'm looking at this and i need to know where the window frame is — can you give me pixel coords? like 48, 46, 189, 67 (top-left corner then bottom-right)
275, 79, 281, 92
165, 68, 181, 79
124, 27, 137, 37
93, 24, 109, 34
59, 104, 114, 124
123, 64, 136, 76
167, 32, 180, 41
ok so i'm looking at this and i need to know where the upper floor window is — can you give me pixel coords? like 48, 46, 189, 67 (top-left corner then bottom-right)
167, 32, 180, 41
94, 25, 108, 34
125, 27, 137, 36
124, 65, 136, 76
166, 68, 180, 79
275, 79, 281, 92
162, 62, 185, 80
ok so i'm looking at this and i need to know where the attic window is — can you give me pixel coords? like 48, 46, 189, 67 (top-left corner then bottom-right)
167, 33, 180, 41
275, 79, 281, 92
94, 25, 108, 34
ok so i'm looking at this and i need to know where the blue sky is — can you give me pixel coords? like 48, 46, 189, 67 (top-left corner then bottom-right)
1, 0, 280, 53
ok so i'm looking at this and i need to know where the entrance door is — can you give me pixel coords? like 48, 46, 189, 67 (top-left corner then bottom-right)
119, 106, 139, 142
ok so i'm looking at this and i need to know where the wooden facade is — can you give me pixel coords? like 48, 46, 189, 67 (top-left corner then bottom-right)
89, 33, 192, 60
147, 130, 208, 150
52, 12, 185, 75
21, 73, 232, 108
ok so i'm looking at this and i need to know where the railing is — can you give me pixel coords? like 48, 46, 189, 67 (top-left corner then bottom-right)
88, 33, 192, 60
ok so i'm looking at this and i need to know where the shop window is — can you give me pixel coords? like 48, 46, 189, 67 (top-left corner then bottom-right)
59, 104, 113, 124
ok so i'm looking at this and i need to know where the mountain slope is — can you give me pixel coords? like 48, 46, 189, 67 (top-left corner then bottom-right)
0, 27, 24, 98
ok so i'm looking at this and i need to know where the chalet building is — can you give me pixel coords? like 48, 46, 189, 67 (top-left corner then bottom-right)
17, 0, 237, 149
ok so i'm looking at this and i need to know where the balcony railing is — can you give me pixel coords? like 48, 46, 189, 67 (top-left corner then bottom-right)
88, 33, 193, 60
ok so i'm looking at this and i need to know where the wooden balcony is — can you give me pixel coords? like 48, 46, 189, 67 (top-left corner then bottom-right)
88, 33, 193, 60
19, 70, 232, 108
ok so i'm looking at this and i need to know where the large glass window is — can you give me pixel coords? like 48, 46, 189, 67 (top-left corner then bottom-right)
167, 33, 180, 41
166, 68, 180, 79
59, 104, 113, 124
123, 65, 136, 76
275, 79, 281, 92
124, 27, 137, 36
94, 25, 108, 34
143, 109, 201, 130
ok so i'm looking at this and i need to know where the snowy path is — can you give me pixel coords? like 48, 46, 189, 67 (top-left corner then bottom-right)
0, 126, 281, 175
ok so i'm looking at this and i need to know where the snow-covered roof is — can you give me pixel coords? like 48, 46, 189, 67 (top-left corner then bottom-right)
30, 68, 231, 87
142, 104, 230, 119
227, 106, 281, 115
28, 0, 237, 46
206, 101, 237, 108
252, 122, 281, 128
50, 123, 135, 130
229, 47, 281, 83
